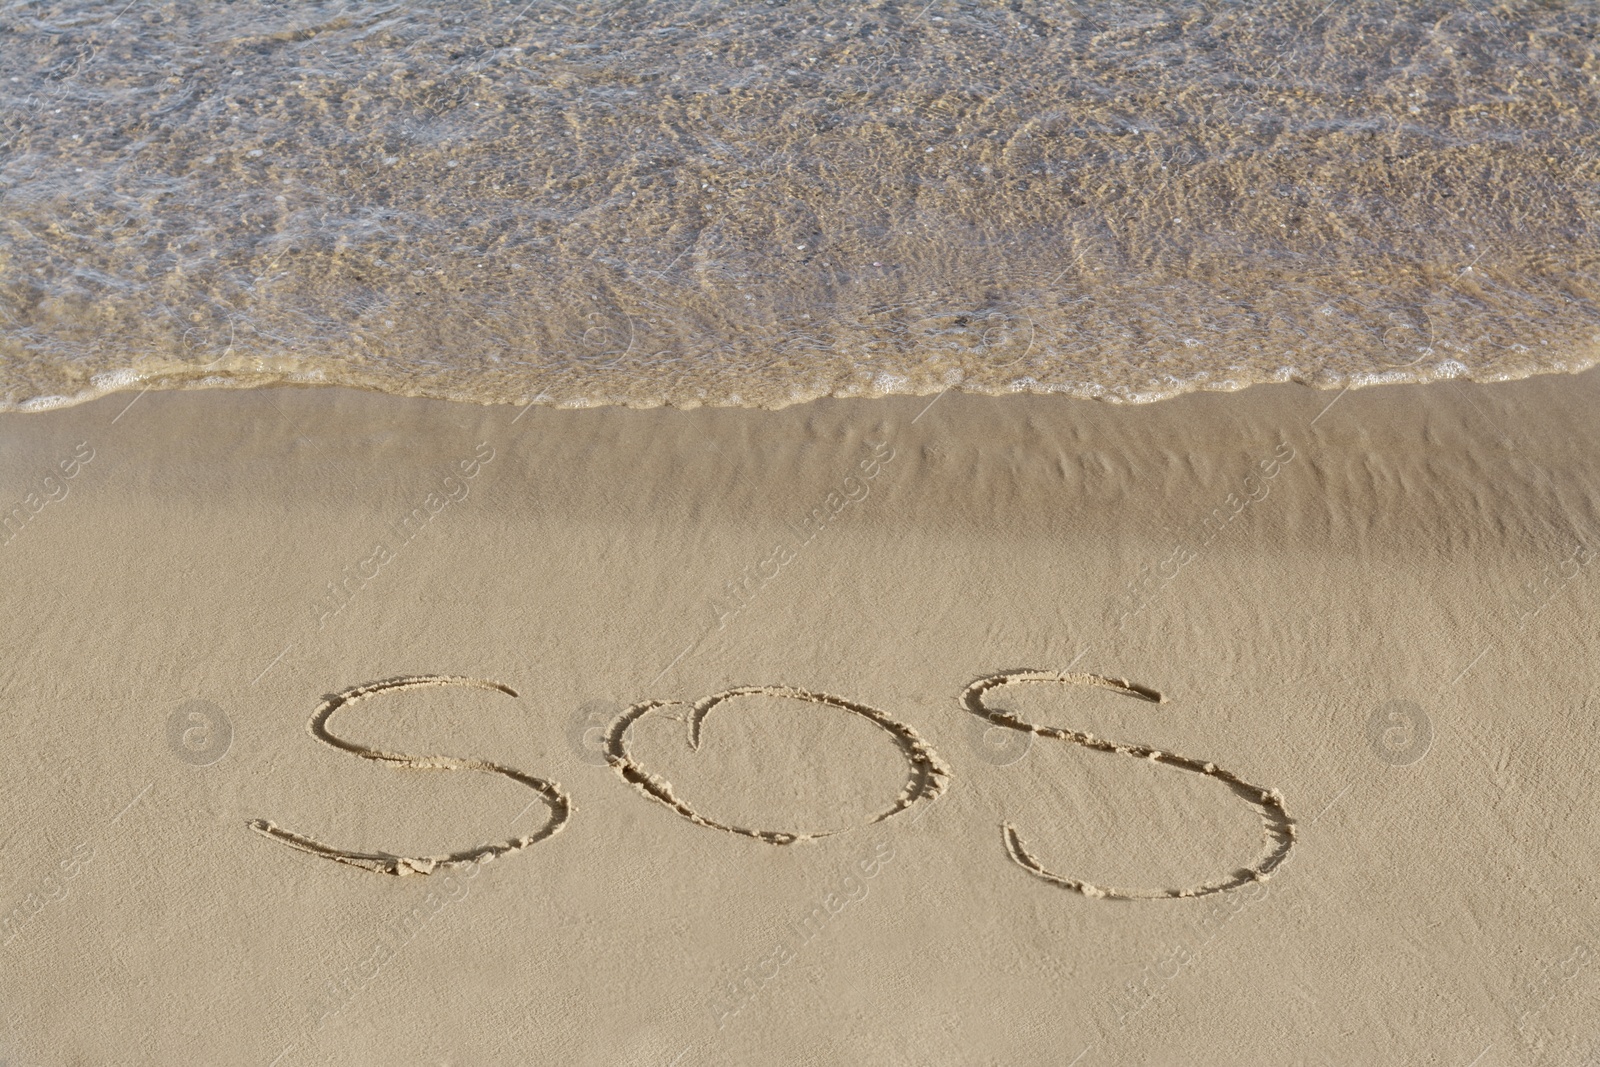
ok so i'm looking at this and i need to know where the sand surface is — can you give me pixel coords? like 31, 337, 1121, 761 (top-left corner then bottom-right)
1, 374, 1598, 1065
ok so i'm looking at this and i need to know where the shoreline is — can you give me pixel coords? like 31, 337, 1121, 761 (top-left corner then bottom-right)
6, 350, 1600, 417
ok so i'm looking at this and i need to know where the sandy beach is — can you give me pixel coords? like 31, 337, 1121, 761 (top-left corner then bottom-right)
5, 2, 1598, 1062
1, 370, 1596, 1064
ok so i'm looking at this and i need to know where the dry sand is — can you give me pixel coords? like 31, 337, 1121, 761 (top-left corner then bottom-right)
1, 372, 1597, 1065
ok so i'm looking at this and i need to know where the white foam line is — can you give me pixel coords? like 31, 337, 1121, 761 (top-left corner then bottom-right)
1066, 1044, 1094, 1066
1463, 1043, 1492, 1067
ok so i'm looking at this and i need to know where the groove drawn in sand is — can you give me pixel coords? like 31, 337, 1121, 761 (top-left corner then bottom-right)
963, 671, 1296, 900
249, 676, 570, 876
604, 686, 950, 845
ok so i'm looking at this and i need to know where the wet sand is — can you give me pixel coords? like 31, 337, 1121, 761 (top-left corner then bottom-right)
0, 371, 1597, 1064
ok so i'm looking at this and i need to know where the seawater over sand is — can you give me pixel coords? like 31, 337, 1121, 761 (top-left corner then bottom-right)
2, 0, 1597, 411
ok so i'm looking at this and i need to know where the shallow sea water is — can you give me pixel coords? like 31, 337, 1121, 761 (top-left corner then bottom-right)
1, 0, 1597, 410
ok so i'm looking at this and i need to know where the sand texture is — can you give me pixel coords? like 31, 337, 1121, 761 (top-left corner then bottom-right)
1, 372, 1598, 1065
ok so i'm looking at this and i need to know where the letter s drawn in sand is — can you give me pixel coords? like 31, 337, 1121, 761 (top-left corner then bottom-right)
604, 686, 949, 845
962, 671, 1295, 900
249, 676, 571, 876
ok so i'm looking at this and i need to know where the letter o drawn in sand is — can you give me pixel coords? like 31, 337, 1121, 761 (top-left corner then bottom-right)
962, 671, 1296, 900
249, 676, 571, 876
604, 686, 950, 845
